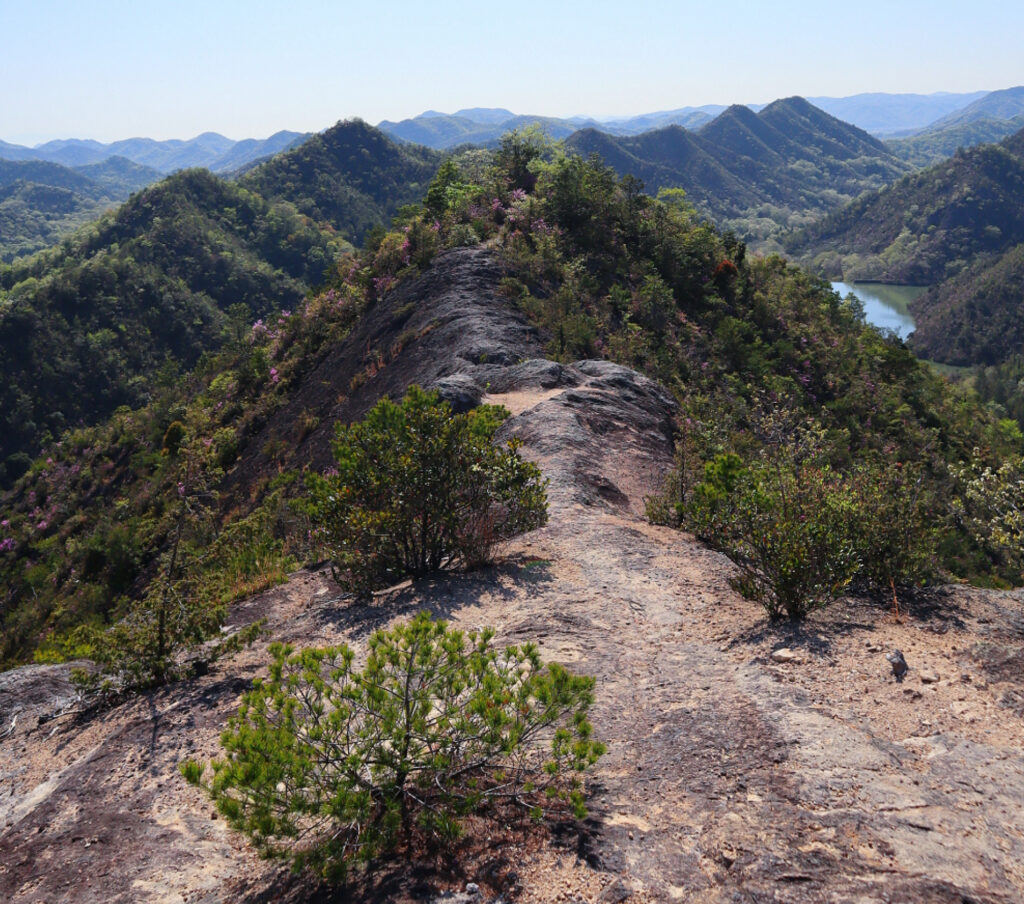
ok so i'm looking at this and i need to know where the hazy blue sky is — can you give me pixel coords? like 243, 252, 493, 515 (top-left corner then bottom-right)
2, 0, 1022, 144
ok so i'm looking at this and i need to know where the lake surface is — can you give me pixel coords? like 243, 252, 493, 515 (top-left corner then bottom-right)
831, 282, 925, 340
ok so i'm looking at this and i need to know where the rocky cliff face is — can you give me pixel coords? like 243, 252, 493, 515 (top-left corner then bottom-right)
2, 248, 1024, 903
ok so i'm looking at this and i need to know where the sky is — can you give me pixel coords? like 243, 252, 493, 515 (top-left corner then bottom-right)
2, 0, 1023, 144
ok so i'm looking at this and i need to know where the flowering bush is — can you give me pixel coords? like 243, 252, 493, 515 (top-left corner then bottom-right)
955, 454, 1024, 571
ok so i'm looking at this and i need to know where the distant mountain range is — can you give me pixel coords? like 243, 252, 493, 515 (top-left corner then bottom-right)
0, 130, 309, 174
375, 90, 1024, 150
565, 97, 912, 245
0, 133, 313, 262
377, 106, 727, 148
808, 91, 990, 136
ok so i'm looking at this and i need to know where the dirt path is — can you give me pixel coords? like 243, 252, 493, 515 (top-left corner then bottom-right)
3, 308, 1024, 901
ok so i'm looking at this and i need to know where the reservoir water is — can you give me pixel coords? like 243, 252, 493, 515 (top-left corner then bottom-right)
831, 282, 924, 341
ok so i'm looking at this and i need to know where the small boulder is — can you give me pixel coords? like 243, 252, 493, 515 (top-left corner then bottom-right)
771, 648, 799, 664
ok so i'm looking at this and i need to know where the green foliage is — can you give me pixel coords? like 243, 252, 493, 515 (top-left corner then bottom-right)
846, 460, 936, 595
970, 355, 1024, 431
1, 246, 371, 669
687, 446, 861, 619
305, 387, 548, 594
161, 420, 186, 456
672, 401, 937, 619
0, 168, 341, 480
240, 119, 441, 245
183, 612, 604, 879
424, 159, 468, 219
954, 453, 1024, 570
68, 444, 226, 694
495, 129, 545, 193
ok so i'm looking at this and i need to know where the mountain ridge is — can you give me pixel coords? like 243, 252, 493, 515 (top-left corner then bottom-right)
566, 96, 911, 244
0, 130, 311, 174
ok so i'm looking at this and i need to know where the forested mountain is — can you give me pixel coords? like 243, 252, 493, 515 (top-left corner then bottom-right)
886, 114, 1024, 166
923, 86, 1024, 132
0, 134, 309, 262
0, 121, 452, 480
909, 242, 1024, 365
790, 125, 1024, 367
565, 124, 763, 213
566, 97, 911, 245
0, 157, 164, 261
240, 119, 442, 243
0, 169, 342, 484
789, 134, 1024, 284
0, 131, 309, 174
1, 160, 107, 197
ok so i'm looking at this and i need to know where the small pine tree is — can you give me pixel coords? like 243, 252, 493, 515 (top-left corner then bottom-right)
183, 612, 604, 880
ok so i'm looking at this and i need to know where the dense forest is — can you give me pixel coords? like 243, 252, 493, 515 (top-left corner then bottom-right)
0, 121, 452, 485
910, 242, 1024, 365
239, 119, 442, 243
1, 131, 1018, 669
0, 168, 342, 485
0, 156, 162, 261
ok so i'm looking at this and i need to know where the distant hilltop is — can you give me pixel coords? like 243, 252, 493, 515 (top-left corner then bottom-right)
0, 130, 310, 175
374, 88, 1022, 149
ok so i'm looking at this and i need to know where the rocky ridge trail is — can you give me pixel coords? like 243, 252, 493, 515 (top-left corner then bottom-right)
2, 248, 1024, 903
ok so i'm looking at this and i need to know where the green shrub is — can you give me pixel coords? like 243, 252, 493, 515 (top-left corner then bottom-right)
954, 453, 1024, 572
304, 386, 548, 595
161, 420, 186, 456
846, 459, 936, 601
688, 453, 861, 619
183, 612, 604, 880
